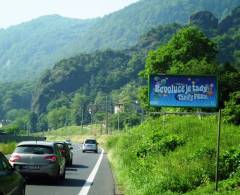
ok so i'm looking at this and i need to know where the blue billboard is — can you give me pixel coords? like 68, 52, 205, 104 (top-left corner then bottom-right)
149, 75, 218, 108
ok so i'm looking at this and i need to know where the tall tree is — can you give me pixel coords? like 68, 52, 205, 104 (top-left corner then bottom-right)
143, 26, 218, 77
28, 112, 38, 132
70, 92, 89, 125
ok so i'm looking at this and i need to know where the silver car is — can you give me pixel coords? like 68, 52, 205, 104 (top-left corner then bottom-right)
82, 138, 98, 153
9, 141, 66, 180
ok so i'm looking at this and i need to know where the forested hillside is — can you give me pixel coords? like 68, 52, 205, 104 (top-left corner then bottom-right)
0, 15, 97, 82
0, 0, 239, 82
32, 6, 240, 116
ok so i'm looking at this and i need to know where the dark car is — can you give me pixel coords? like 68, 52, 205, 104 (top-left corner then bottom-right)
0, 151, 25, 195
55, 141, 73, 166
65, 140, 73, 149
9, 141, 66, 180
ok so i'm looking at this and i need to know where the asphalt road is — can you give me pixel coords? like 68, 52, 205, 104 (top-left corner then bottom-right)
25, 144, 115, 195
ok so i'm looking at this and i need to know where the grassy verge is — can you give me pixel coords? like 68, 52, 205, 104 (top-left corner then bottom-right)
42, 124, 103, 143
105, 115, 240, 195
0, 142, 16, 154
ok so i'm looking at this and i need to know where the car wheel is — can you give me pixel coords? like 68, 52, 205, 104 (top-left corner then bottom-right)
82, 150, 85, 153
66, 160, 70, 166
67, 159, 72, 166
95, 150, 98, 153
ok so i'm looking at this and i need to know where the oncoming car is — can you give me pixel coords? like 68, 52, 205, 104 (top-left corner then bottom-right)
9, 141, 66, 180
82, 138, 98, 153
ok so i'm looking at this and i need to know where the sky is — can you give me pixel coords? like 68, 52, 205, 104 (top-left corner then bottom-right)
0, 0, 139, 29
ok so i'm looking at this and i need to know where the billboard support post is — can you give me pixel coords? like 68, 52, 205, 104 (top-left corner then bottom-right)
215, 109, 222, 191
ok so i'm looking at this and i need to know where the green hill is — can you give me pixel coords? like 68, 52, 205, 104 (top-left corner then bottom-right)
32, 7, 240, 115
0, 15, 97, 82
0, 0, 239, 82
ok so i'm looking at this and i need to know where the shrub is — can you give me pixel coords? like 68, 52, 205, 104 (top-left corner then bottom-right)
219, 146, 240, 180
193, 145, 215, 159
222, 91, 240, 125
157, 134, 185, 155
221, 175, 240, 191
0, 142, 16, 154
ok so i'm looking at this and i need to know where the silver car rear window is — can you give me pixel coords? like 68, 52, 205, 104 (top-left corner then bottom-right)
85, 140, 96, 144
15, 145, 53, 154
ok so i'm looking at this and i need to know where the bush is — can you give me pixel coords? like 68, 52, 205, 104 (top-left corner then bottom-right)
219, 146, 240, 180
223, 91, 240, 125
221, 175, 240, 191
1, 124, 20, 134
0, 142, 16, 154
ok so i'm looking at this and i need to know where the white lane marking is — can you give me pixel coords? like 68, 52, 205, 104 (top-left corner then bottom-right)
78, 149, 104, 195
73, 149, 82, 152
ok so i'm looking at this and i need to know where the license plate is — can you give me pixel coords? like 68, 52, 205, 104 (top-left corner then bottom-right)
22, 165, 40, 170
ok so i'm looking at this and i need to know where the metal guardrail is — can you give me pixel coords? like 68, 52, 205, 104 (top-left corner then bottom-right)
0, 134, 46, 143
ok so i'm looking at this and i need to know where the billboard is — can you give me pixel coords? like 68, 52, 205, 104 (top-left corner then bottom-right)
149, 75, 218, 108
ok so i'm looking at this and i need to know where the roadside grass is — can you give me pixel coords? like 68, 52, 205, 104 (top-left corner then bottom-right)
104, 115, 240, 195
0, 142, 16, 154
42, 124, 103, 143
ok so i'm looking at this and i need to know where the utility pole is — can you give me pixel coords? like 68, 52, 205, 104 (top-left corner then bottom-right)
215, 109, 222, 191
81, 109, 84, 130
88, 106, 92, 130
118, 112, 120, 131
106, 96, 108, 134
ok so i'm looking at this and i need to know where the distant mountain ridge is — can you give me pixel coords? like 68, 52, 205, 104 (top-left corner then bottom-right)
0, 0, 239, 82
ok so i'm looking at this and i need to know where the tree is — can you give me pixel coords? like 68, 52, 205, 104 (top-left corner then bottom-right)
28, 112, 38, 132
143, 26, 218, 77
47, 107, 71, 129
37, 114, 48, 131
70, 92, 89, 125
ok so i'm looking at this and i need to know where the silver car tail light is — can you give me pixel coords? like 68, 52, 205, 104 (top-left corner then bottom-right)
9, 155, 21, 162
44, 155, 57, 162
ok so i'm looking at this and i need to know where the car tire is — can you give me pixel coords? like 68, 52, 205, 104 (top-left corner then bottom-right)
95, 150, 98, 153
67, 159, 72, 166
82, 150, 85, 153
